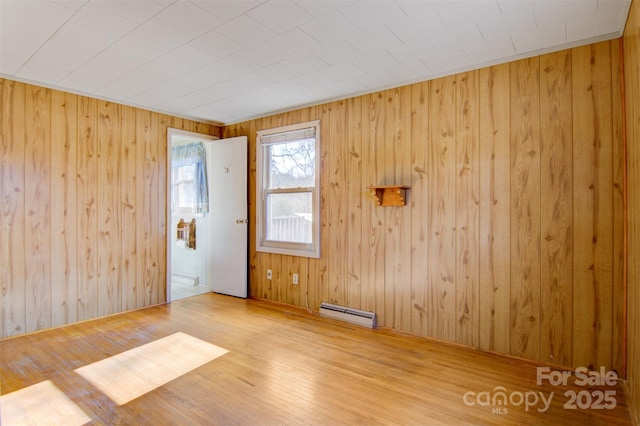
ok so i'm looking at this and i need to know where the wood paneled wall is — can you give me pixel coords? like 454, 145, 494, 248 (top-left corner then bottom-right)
624, 0, 640, 422
225, 40, 625, 374
0, 79, 221, 338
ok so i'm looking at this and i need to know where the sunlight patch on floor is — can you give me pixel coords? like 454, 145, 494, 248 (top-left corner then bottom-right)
0, 380, 91, 426
74, 332, 228, 405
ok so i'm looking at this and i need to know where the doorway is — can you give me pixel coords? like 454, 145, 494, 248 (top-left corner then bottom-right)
167, 129, 248, 302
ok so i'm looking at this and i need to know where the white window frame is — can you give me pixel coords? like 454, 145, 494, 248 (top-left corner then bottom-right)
256, 120, 320, 258
171, 163, 197, 214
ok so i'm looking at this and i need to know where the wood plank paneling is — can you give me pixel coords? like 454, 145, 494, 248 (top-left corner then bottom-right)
0, 80, 27, 337
385, 86, 412, 332
157, 115, 172, 305
539, 50, 573, 367
148, 113, 161, 306
509, 57, 541, 360
572, 42, 614, 371
410, 81, 429, 337
281, 255, 302, 307
77, 96, 98, 322
230, 40, 629, 374
346, 96, 362, 310
382, 90, 396, 327
136, 109, 152, 308
194, 40, 626, 376
478, 64, 511, 354
623, 0, 640, 421
50, 91, 78, 327
97, 101, 121, 317
368, 93, 387, 325
0, 78, 220, 339
385, 95, 404, 324
360, 94, 383, 316
225, 42, 624, 374
609, 38, 625, 377
428, 76, 456, 342
455, 71, 480, 347
25, 85, 52, 333
280, 255, 292, 305
121, 105, 137, 311
328, 100, 347, 306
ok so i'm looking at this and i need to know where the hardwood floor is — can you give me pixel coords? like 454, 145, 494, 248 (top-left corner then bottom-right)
0, 294, 632, 425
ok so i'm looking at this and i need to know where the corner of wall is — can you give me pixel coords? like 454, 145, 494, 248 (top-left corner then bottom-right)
623, 0, 640, 423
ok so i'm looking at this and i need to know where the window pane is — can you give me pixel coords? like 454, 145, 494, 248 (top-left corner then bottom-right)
177, 183, 195, 208
266, 192, 312, 243
267, 139, 315, 189
177, 164, 195, 182
172, 164, 197, 210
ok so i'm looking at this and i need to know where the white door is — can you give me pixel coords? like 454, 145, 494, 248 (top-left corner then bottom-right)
209, 136, 248, 298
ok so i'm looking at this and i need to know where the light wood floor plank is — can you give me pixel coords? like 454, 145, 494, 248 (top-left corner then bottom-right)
0, 294, 631, 425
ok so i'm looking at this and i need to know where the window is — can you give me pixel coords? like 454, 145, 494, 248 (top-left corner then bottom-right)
256, 121, 320, 258
171, 142, 209, 215
173, 163, 197, 211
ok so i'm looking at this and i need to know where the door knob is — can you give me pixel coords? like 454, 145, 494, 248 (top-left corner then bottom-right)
235, 219, 248, 224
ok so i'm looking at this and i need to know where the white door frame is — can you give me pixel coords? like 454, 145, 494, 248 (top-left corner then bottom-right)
166, 128, 217, 302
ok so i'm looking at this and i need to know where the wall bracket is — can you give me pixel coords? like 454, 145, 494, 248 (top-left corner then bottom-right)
367, 185, 410, 206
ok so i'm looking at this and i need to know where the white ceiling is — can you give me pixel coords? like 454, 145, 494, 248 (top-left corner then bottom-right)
0, 0, 631, 125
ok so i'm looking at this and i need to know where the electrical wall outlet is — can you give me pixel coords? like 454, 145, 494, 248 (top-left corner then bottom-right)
267, 269, 272, 280
292, 273, 299, 285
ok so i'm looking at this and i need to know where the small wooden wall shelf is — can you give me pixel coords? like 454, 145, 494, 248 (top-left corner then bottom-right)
367, 185, 410, 206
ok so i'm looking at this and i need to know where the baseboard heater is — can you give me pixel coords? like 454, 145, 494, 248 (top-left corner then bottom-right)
319, 302, 377, 328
